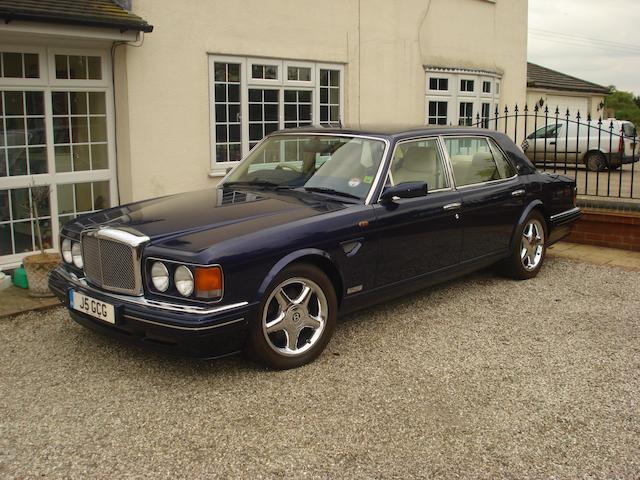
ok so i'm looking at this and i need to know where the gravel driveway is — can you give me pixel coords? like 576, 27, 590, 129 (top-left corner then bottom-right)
1, 258, 638, 479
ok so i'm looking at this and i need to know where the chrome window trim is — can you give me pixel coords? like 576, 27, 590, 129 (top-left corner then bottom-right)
218, 132, 391, 206
81, 226, 150, 296
56, 267, 248, 315
145, 257, 224, 304
550, 206, 581, 222
438, 134, 519, 190
376, 135, 455, 203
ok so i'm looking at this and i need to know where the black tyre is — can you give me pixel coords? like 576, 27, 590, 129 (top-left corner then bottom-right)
505, 210, 547, 280
245, 263, 337, 369
585, 151, 606, 172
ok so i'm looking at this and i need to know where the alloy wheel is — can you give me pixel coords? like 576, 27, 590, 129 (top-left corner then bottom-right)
262, 277, 328, 357
520, 219, 545, 271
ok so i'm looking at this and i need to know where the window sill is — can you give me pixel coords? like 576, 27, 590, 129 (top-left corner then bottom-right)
209, 162, 239, 178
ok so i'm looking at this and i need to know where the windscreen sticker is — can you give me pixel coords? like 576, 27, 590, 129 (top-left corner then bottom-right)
363, 175, 374, 184
348, 178, 361, 188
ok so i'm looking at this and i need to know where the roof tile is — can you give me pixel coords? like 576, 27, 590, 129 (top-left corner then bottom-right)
527, 62, 608, 95
0, 0, 152, 32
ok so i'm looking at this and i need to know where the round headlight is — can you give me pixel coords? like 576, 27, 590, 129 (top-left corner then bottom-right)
61, 238, 72, 264
151, 262, 170, 292
71, 242, 83, 269
174, 265, 194, 297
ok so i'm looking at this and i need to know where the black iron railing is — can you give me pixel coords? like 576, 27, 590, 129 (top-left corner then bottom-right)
468, 105, 639, 200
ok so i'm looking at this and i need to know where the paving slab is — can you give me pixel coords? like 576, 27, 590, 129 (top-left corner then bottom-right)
548, 241, 640, 271
0, 285, 60, 319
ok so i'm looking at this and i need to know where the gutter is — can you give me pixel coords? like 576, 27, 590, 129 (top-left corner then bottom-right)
0, 11, 153, 33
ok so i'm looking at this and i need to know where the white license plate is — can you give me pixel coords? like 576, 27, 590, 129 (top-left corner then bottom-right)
69, 290, 116, 324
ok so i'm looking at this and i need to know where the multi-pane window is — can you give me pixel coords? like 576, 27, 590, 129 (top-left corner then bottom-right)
251, 64, 278, 80
209, 57, 343, 170
0, 186, 51, 256
427, 101, 448, 125
57, 181, 110, 227
0, 48, 114, 268
1, 52, 39, 79
481, 103, 491, 128
429, 78, 448, 91
284, 90, 312, 128
460, 79, 474, 92
319, 69, 340, 124
52, 91, 108, 172
459, 102, 474, 126
213, 62, 242, 162
248, 89, 279, 149
55, 55, 102, 80
426, 69, 501, 128
287, 67, 311, 82
1, 91, 47, 176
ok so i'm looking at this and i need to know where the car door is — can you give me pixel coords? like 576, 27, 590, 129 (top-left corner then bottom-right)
373, 137, 463, 286
443, 136, 524, 263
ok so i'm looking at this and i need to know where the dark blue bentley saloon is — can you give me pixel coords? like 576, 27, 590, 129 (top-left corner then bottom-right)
50, 126, 581, 369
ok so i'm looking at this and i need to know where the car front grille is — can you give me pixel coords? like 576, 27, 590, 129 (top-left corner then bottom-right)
81, 228, 147, 296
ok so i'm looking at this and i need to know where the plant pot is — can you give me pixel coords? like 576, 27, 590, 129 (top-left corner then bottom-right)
23, 253, 61, 297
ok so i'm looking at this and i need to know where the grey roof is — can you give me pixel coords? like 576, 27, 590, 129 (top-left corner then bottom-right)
527, 62, 609, 94
0, 0, 153, 32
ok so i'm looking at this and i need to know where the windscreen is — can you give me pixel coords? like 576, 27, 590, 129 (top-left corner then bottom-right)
224, 134, 386, 200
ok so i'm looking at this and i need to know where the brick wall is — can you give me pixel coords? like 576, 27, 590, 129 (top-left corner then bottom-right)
567, 208, 640, 251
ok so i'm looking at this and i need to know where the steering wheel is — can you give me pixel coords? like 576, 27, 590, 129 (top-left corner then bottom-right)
275, 164, 302, 173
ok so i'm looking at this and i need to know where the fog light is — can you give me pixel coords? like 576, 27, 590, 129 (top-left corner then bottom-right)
174, 265, 194, 297
61, 238, 72, 264
71, 242, 83, 269
151, 261, 170, 292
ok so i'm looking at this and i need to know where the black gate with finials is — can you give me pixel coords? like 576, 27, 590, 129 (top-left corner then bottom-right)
468, 105, 639, 201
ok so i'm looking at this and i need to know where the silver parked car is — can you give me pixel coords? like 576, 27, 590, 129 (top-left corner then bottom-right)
522, 119, 637, 171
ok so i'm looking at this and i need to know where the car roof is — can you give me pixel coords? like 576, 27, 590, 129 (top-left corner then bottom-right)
272, 124, 501, 141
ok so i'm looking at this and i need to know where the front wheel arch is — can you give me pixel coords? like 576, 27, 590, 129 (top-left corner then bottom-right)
256, 249, 344, 306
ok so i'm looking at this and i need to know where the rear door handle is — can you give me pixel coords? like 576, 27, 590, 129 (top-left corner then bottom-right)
549, 141, 556, 145
512, 189, 525, 197
443, 202, 462, 211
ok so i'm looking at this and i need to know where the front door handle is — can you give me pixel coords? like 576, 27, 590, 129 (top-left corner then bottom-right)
512, 189, 525, 197
443, 202, 462, 211
549, 141, 556, 145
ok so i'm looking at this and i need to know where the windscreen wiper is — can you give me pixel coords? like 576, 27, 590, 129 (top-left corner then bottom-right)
302, 187, 361, 200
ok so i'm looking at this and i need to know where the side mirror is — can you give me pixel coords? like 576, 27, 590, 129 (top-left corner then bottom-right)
381, 182, 428, 202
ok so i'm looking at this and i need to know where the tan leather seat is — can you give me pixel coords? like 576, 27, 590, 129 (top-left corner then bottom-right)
392, 146, 445, 189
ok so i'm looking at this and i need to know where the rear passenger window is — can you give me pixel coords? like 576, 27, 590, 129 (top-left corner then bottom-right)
444, 137, 515, 187
389, 138, 448, 190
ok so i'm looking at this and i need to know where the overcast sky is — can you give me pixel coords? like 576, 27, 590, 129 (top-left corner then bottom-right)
528, 0, 640, 95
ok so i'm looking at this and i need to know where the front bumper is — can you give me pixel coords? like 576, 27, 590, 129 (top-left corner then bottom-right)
49, 267, 258, 358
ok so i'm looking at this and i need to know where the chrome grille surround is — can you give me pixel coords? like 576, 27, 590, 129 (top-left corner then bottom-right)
81, 227, 150, 296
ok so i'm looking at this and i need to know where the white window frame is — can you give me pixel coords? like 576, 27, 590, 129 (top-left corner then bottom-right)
247, 58, 282, 85
425, 68, 501, 127
208, 55, 344, 176
427, 75, 450, 94
0, 45, 48, 87
0, 45, 116, 269
283, 60, 315, 86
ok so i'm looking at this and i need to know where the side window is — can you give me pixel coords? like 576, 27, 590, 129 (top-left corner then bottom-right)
530, 124, 561, 139
488, 139, 516, 178
444, 137, 511, 186
389, 138, 448, 190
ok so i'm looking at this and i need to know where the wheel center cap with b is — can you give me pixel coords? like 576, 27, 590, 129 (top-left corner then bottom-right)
292, 311, 302, 324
